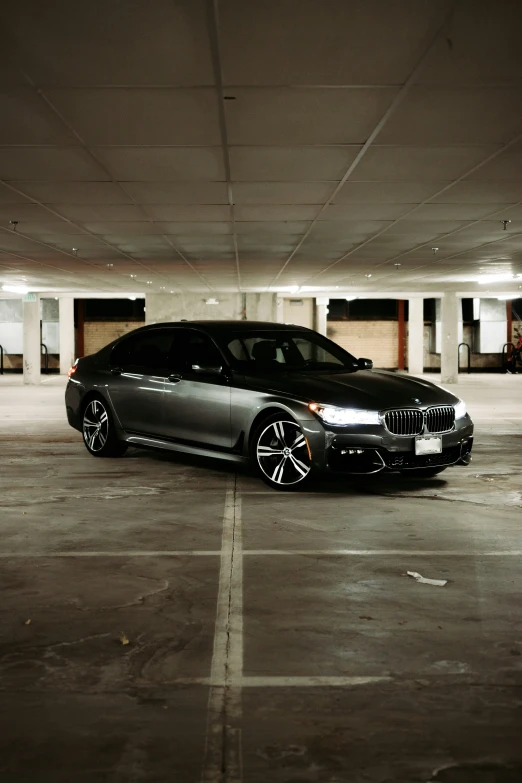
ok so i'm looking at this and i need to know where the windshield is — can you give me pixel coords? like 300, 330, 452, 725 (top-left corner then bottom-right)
219, 330, 358, 373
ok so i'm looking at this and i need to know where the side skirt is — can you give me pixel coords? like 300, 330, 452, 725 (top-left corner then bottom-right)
125, 434, 249, 464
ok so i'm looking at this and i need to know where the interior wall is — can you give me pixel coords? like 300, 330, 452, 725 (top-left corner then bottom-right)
328, 320, 398, 369
84, 321, 141, 356
145, 293, 277, 324
282, 298, 314, 328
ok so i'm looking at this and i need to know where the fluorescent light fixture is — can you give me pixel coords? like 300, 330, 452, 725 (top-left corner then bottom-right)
2, 284, 29, 294
205, 297, 220, 305
478, 273, 520, 284
128, 296, 136, 301
345, 296, 357, 302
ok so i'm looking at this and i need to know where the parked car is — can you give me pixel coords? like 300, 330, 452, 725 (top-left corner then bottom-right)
65, 321, 474, 490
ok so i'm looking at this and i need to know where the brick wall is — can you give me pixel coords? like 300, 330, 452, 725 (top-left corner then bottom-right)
83, 321, 142, 357
328, 320, 398, 368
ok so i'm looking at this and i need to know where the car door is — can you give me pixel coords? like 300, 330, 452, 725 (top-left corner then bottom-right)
163, 328, 232, 449
107, 328, 174, 436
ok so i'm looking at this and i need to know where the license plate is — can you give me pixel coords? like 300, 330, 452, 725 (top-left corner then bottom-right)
415, 436, 442, 455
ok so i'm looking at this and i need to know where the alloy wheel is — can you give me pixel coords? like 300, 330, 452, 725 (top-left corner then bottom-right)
256, 419, 311, 486
83, 399, 109, 453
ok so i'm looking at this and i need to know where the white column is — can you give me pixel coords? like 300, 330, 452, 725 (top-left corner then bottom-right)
59, 297, 75, 375
407, 297, 424, 376
441, 293, 460, 384
315, 297, 329, 336
23, 294, 41, 385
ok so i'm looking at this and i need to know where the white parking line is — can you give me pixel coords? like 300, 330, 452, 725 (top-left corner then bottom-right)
241, 676, 392, 687
242, 549, 522, 556
1, 549, 521, 558
202, 478, 243, 783
0, 551, 221, 558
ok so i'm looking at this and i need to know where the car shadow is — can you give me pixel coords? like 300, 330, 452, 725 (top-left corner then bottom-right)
124, 445, 449, 495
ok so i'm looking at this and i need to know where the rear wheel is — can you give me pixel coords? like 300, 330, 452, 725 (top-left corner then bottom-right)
82, 397, 127, 458
251, 414, 314, 491
401, 466, 447, 478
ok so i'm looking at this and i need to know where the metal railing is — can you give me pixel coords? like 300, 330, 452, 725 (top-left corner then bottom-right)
41, 343, 49, 374
0, 344, 3, 375
458, 342, 471, 374
502, 342, 515, 372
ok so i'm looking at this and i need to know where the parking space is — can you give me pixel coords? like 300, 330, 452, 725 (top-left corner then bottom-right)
1, 374, 521, 782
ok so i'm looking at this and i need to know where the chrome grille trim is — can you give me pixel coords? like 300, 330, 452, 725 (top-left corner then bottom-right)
425, 406, 455, 434
384, 409, 423, 436
383, 406, 456, 436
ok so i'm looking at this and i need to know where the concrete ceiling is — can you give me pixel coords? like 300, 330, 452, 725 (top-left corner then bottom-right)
1, 0, 522, 296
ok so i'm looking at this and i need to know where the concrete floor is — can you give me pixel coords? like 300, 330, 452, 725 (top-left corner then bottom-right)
0, 373, 521, 783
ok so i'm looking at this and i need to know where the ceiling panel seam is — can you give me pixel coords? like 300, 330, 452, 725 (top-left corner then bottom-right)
266, 0, 461, 289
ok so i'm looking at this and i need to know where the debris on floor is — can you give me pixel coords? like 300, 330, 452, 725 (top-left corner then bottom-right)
407, 571, 448, 587
118, 631, 130, 646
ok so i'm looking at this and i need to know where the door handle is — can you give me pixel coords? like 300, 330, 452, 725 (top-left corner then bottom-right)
167, 374, 182, 384
110, 366, 122, 376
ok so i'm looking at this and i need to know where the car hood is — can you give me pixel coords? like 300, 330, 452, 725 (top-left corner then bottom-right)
241, 369, 458, 410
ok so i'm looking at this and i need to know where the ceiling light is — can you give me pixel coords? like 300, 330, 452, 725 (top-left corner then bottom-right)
146, 281, 152, 285
2, 284, 29, 294
345, 296, 357, 302
130, 274, 137, 278
478, 273, 520, 284
205, 297, 220, 305
106, 263, 113, 268
497, 295, 515, 300
128, 296, 136, 301
364, 274, 372, 278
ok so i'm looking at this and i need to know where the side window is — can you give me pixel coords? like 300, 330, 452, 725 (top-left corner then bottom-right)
227, 338, 249, 361
169, 329, 223, 371
111, 329, 174, 372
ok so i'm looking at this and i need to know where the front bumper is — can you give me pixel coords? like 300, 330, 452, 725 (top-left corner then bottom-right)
323, 415, 474, 474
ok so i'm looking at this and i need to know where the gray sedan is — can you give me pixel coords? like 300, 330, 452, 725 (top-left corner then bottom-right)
65, 321, 474, 490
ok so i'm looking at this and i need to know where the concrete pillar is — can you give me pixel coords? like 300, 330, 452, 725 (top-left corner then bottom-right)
408, 298, 424, 376
315, 297, 329, 336
23, 294, 41, 385
441, 293, 460, 384
59, 297, 75, 375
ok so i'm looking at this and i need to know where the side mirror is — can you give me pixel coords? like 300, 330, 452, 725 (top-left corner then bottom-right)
191, 364, 224, 377
357, 357, 373, 370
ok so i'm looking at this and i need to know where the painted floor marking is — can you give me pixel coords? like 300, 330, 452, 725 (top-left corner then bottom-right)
201, 478, 243, 783
1, 549, 521, 558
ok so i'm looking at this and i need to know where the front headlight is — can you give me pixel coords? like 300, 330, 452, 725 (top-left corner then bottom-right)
309, 402, 380, 426
454, 399, 467, 420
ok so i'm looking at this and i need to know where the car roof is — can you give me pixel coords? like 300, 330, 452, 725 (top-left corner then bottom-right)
141, 320, 312, 332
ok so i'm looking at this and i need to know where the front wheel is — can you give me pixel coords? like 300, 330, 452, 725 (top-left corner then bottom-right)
82, 397, 127, 458
251, 414, 314, 491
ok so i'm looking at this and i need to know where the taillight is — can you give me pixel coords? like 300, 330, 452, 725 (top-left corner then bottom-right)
68, 360, 78, 379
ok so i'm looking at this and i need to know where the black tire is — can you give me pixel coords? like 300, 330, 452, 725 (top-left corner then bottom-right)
82, 396, 128, 458
250, 413, 314, 491
401, 466, 447, 478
